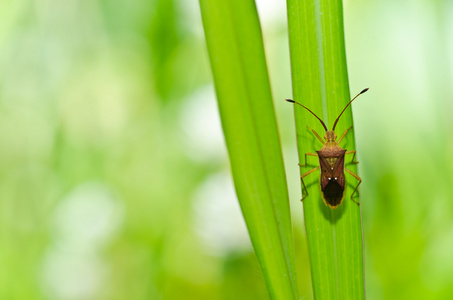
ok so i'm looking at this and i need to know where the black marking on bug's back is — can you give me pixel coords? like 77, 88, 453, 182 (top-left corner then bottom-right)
323, 180, 344, 207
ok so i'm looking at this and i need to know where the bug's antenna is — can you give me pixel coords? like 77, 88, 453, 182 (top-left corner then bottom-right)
332, 88, 369, 131
286, 99, 328, 132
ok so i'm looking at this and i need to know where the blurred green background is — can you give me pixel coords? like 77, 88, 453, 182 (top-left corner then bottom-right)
1, 0, 452, 299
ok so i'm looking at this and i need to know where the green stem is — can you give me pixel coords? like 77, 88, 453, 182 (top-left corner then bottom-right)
200, 0, 298, 298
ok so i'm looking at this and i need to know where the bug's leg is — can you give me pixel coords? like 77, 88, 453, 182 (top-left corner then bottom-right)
300, 166, 319, 201
298, 152, 318, 168
345, 168, 362, 205
306, 126, 324, 145
338, 126, 353, 144
345, 150, 358, 164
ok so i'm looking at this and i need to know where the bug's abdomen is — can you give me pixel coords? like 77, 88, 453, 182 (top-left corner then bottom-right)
322, 181, 345, 208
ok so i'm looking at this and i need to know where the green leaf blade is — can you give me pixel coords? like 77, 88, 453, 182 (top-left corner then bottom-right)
199, 1, 297, 299
287, 0, 365, 299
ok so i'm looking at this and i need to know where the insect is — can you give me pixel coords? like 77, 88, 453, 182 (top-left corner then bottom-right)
286, 88, 369, 209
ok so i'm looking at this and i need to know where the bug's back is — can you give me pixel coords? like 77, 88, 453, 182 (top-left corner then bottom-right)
317, 149, 346, 209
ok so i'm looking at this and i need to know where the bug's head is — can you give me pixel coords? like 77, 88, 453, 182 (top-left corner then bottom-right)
286, 88, 369, 134
325, 131, 337, 142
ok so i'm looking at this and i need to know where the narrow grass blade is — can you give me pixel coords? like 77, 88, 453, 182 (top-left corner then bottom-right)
199, 0, 297, 299
287, 0, 365, 298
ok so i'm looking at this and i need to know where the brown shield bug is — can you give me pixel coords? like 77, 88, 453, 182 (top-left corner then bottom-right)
286, 88, 369, 209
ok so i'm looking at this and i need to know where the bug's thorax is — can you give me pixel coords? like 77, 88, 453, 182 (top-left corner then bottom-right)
318, 130, 345, 169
